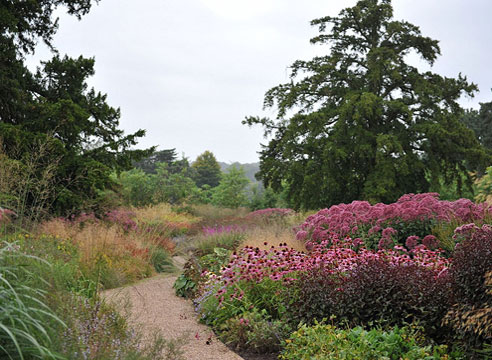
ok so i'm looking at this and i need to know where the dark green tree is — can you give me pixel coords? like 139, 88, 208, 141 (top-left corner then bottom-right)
244, 0, 488, 210
191, 150, 222, 188
461, 93, 492, 151
134, 149, 178, 174
0, 0, 151, 214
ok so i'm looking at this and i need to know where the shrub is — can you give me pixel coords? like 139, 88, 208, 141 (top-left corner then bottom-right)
285, 259, 452, 337
443, 224, 492, 354
219, 309, 292, 353
450, 224, 492, 305
280, 323, 461, 360
245, 208, 294, 226
340, 260, 452, 336
297, 193, 489, 250
59, 295, 169, 359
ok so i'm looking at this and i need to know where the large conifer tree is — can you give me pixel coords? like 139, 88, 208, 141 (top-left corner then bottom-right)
0, 1, 151, 214
245, 0, 488, 209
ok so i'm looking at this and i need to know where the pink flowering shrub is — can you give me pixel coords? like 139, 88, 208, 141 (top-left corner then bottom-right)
202, 224, 246, 236
246, 208, 294, 219
297, 193, 489, 251
245, 208, 295, 226
197, 233, 451, 338
104, 209, 137, 232
217, 236, 449, 292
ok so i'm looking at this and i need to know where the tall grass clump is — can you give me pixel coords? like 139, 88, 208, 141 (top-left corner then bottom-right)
0, 138, 59, 227
39, 218, 154, 290
186, 204, 249, 224
192, 227, 246, 256
240, 226, 306, 253
0, 242, 64, 359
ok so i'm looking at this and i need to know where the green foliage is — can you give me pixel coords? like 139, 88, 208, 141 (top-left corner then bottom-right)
219, 162, 261, 185
249, 185, 281, 210
280, 323, 460, 360
193, 233, 245, 256
173, 273, 197, 298
174, 248, 233, 298
0, 1, 152, 216
150, 247, 175, 273
461, 92, 492, 151
134, 149, 179, 174
219, 309, 292, 353
244, 0, 489, 209
192, 151, 222, 188
117, 169, 156, 206
199, 248, 232, 274
197, 277, 288, 330
475, 166, 492, 203
211, 166, 250, 208
117, 162, 202, 206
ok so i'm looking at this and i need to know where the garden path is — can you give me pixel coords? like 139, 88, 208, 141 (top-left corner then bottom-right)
102, 274, 244, 360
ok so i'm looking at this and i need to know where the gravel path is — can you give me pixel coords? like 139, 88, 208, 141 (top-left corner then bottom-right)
103, 275, 244, 360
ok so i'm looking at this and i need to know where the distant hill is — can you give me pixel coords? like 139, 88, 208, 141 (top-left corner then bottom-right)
219, 162, 261, 185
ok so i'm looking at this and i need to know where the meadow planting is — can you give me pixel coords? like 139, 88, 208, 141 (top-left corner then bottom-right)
2, 193, 491, 359
0, 204, 199, 359
176, 194, 491, 359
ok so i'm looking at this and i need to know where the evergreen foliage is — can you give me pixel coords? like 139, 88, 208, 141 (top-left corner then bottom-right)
0, 0, 151, 215
192, 151, 222, 188
461, 92, 492, 151
133, 149, 179, 174
244, 0, 489, 209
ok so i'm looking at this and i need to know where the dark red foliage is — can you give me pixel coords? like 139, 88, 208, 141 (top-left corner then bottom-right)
339, 260, 453, 334
450, 224, 492, 306
285, 259, 453, 338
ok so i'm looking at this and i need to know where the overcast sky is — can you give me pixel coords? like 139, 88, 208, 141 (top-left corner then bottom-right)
28, 0, 492, 163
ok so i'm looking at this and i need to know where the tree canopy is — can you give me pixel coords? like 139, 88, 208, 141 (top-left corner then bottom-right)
461, 93, 492, 152
0, 0, 151, 215
212, 166, 250, 208
192, 150, 222, 188
244, 0, 489, 210
134, 149, 180, 174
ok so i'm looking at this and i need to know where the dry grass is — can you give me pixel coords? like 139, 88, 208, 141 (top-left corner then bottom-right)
188, 204, 249, 222
133, 203, 200, 225
39, 219, 147, 264
240, 226, 306, 253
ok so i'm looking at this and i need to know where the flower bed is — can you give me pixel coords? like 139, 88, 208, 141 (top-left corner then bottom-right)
186, 195, 492, 358
296, 193, 490, 251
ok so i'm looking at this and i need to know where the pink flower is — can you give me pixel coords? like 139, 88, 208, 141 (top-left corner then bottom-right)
296, 230, 308, 241
422, 235, 439, 249
405, 236, 420, 250
378, 237, 394, 250
381, 227, 397, 239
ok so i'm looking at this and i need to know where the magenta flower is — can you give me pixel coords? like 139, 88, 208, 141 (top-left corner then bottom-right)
405, 235, 420, 250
